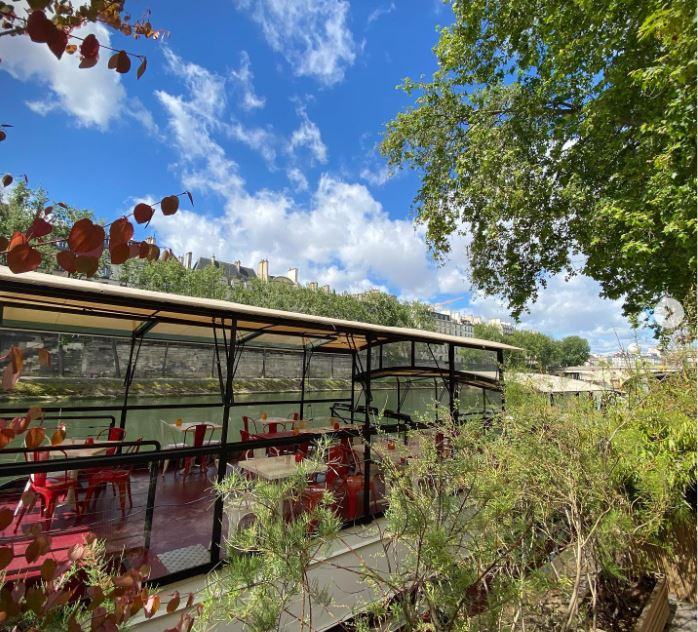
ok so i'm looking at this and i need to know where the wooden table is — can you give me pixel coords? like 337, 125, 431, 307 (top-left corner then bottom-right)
238, 454, 327, 481
371, 437, 422, 465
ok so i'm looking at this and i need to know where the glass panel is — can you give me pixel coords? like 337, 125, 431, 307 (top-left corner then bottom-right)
381, 341, 411, 368
455, 346, 499, 375
414, 342, 448, 367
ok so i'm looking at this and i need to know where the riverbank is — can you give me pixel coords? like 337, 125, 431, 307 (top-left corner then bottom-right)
0, 377, 355, 401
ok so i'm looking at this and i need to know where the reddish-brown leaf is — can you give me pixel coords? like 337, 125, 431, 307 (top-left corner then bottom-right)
2, 174, 11, 187
8, 231, 27, 251
128, 243, 140, 259
144, 594, 160, 618
186, 191, 194, 206
138, 242, 150, 259
68, 543, 85, 562
160, 195, 179, 216
24, 538, 41, 563
133, 202, 154, 225
38, 348, 50, 368
114, 50, 130, 73
68, 614, 83, 632
56, 250, 78, 273
0, 547, 12, 570
26, 587, 46, 615
26, 10, 52, 43
68, 218, 104, 255
75, 255, 99, 277
137, 56, 147, 79
26, 217, 53, 239
11, 415, 29, 434
50, 427, 65, 446
166, 591, 180, 614
25, 427, 45, 449
10, 347, 23, 374
113, 573, 134, 588
41, 557, 57, 582
185, 592, 195, 608
7, 244, 41, 273
0, 131, 6, 142
1, 365, 18, 391
44, 205, 53, 215
109, 243, 130, 265
81, 243, 104, 260
57, 202, 67, 209
0, 508, 13, 530
79, 55, 98, 69
65, 44, 78, 54
109, 217, 133, 246
80, 33, 99, 59
0, 236, 8, 252
0, 428, 15, 448
47, 27, 68, 60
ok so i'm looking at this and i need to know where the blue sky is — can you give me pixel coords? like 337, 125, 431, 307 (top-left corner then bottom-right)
1, 0, 655, 353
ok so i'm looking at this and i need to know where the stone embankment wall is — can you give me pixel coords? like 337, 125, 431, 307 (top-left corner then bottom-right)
0, 331, 352, 380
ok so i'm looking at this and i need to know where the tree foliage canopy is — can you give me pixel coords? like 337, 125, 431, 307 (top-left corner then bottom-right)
381, 0, 696, 319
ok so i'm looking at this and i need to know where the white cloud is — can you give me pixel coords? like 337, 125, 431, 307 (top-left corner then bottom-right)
288, 106, 327, 163
233, 0, 356, 85
151, 50, 641, 354
287, 167, 309, 191
228, 121, 277, 167
230, 50, 265, 110
367, 2, 395, 26
0, 23, 126, 128
360, 164, 390, 186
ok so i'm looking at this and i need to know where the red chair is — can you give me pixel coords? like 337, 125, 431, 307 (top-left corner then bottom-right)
180, 424, 216, 478
14, 449, 80, 533
344, 474, 379, 520
83, 439, 142, 518
95, 426, 125, 452
241, 416, 253, 433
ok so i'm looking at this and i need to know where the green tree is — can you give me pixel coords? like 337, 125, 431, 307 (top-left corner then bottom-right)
381, 0, 696, 321
558, 335, 591, 368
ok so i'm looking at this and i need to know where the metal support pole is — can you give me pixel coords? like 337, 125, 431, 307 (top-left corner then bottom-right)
448, 343, 458, 423
143, 459, 159, 549
497, 349, 505, 411
300, 347, 307, 420
119, 336, 137, 430
363, 338, 372, 518
210, 319, 237, 564
350, 351, 356, 424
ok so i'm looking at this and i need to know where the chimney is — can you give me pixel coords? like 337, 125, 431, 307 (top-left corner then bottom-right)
145, 236, 155, 245
234, 260, 241, 273
184, 252, 192, 269
287, 267, 299, 285
258, 259, 269, 282
308, 281, 318, 291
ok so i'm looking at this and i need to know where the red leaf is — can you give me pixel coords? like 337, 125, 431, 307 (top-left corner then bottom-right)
68, 543, 85, 562
24, 538, 41, 563
160, 195, 179, 216
133, 203, 154, 225
138, 242, 150, 259
79, 55, 98, 69
68, 219, 104, 255
0, 428, 15, 448
109, 217, 133, 246
80, 33, 99, 60
109, 243, 130, 265
166, 591, 180, 613
26, 10, 52, 43
11, 415, 30, 433
2, 174, 12, 187
26, 217, 53, 240
111, 50, 130, 73
7, 244, 41, 273
137, 56, 147, 79
1, 365, 18, 391
25, 427, 45, 449
186, 191, 193, 206
0, 131, 5, 142
56, 250, 77, 273
0, 236, 8, 252
41, 557, 57, 582
38, 348, 51, 368
8, 231, 27, 251
26, 407, 42, 422
50, 427, 65, 446
0, 547, 12, 570
47, 27, 68, 60
128, 243, 140, 258
146, 244, 160, 261
144, 594, 160, 618
0, 508, 13, 530
75, 255, 99, 277
10, 347, 23, 374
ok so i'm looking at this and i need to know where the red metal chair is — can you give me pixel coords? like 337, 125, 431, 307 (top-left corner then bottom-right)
14, 449, 80, 533
83, 439, 142, 518
179, 424, 217, 478
95, 426, 125, 451
344, 474, 379, 520
241, 416, 253, 434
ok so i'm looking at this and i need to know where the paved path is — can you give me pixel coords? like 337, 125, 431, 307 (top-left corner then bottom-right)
666, 596, 696, 631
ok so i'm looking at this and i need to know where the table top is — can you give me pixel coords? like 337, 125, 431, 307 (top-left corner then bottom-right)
238, 455, 327, 481
166, 422, 223, 432
371, 438, 422, 464
56, 438, 121, 459
254, 417, 296, 426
